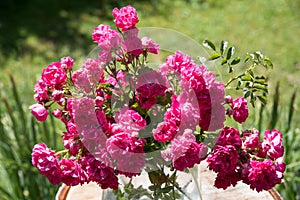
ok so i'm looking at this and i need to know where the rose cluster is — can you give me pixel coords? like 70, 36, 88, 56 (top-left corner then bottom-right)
206, 127, 285, 191
30, 5, 285, 193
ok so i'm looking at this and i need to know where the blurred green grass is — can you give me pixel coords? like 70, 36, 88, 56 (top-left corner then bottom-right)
1, 0, 299, 96
0, 0, 299, 199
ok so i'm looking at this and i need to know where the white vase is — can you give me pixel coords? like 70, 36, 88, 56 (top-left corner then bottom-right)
56, 162, 280, 200
101, 166, 202, 200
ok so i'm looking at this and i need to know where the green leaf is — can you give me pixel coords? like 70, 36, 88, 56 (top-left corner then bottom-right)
230, 57, 240, 65
264, 57, 273, 69
208, 53, 221, 60
244, 90, 251, 98
221, 58, 227, 65
220, 40, 228, 55
148, 185, 156, 191
161, 186, 173, 193
226, 46, 235, 60
250, 97, 256, 107
257, 95, 267, 105
255, 75, 265, 79
247, 69, 254, 77
245, 81, 251, 87
244, 54, 251, 63
254, 79, 268, 86
254, 51, 264, 60
253, 84, 268, 92
203, 40, 216, 51
237, 80, 242, 87
241, 75, 252, 81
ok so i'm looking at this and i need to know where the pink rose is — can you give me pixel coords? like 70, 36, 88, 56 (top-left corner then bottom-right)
247, 159, 282, 192
52, 109, 62, 118
242, 129, 260, 149
141, 37, 160, 54
164, 51, 225, 131
275, 157, 286, 173
60, 158, 85, 186
112, 5, 139, 31
122, 34, 143, 56
232, 97, 248, 123
106, 132, 146, 177
262, 129, 284, 160
135, 70, 169, 109
92, 24, 121, 50
206, 145, 239, 173
153, 95, 181, 142
173, 142, 207, 171
216, 127, 242, 149
60, 56, 74, 70
41, 62, 67, 90
34, 79, 49, 101
214, 171, 241, 190
114, 108, 146, 134
29, 103, 49, 122
52, 90, 64, 102
81, 153, 118, 190
136, 83, 167, 109
31, 143, 62, 185
162, 129, 208, 171
225, 95, 233, 104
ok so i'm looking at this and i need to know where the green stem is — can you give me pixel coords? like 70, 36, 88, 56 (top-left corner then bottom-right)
173, 183, 192, 200
225, 73, 245, 88
172, 171, 176, 199
55, 149, 69, 156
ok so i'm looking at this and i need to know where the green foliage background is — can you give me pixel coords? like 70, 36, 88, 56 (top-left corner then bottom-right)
0, 0, 299, 199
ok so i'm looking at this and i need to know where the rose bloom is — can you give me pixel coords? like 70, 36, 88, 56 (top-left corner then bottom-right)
81, 153, 118, 190
153, 95, 181, 142
34, 79, 49, 101
141, 37, 160, 54
173, 142, 207, 171
60, 56, 74, 70
206, 145, 239, 173
114, 108, 146, 133
32, 143, 62, 185
52, 109, 62, 118
247, 159, 282, 192
163, 51, 225, 131
214, 171, 241, 190
41, 62, 67, 90
262, 129, 284, 160
242, 129, 260, 149
92, 24, 121, 51
29, 103, 49, 122
232, 97, 249, 123
106, 132, 146, 177
60, 158, 85, 186
123, 37, 143, 56
216, 126, 242, 149
112, 5, 139, 31
162, 129, 208, 171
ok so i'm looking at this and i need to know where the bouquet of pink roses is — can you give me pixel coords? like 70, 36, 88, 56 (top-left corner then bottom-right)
30, 5, 285, 199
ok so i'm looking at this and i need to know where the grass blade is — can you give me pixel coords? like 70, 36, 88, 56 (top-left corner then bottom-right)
286, 89, 297, 132
269, 82, 280, 129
